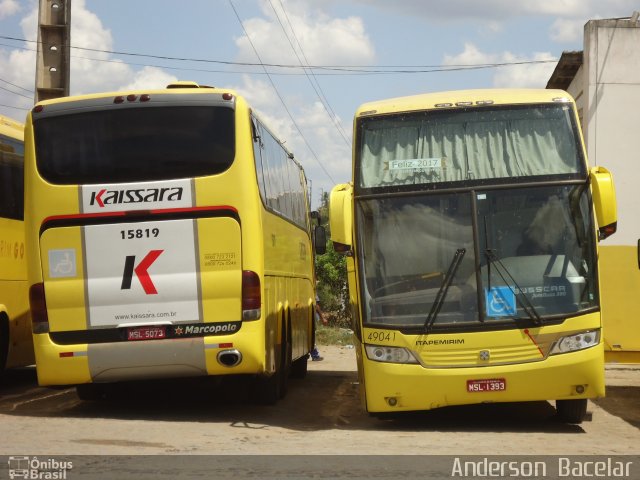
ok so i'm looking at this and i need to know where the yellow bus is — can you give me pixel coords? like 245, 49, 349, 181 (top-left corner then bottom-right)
24, 81, 324, 402
330, 89, 617, 423
0, 114, 34, 372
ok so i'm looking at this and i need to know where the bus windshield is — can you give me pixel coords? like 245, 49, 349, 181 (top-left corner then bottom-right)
34, 106, 235, 184
357, 184, 597, 330
357, 104, 584, 189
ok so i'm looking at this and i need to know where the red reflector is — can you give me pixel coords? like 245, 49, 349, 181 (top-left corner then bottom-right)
242, 270, 261, 311
222, 93, 234, 101
140, 94, 151, 102
114, 96, 125, 104
29, 283, 49, 326
59, 352, 74, 358
599, 222, 617, 240
126, 94, 137, 102
32, 105, 44, 113
219, 343, 233, 348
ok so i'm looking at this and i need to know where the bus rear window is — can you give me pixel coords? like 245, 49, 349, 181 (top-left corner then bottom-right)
34, 106, 235, 184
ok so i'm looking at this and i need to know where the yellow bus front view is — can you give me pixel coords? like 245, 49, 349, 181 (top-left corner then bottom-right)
331, 89, 616, 423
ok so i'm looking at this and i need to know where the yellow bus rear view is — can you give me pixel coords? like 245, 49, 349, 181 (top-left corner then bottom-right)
0, 114, 34, 371
25, 82, 323, 402
330, 89, 617, 423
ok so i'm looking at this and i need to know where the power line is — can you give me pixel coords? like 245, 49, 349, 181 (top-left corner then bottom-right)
0, 103, 29, 111
0, 33, 558, 74
227, 0, 335, 184
0, 80, 32, 99
271, 0, 351, 146
0, 75, 33, 94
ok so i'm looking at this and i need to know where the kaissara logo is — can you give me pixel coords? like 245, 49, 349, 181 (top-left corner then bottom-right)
90, 186, 184, 208
121, 250, 164, 294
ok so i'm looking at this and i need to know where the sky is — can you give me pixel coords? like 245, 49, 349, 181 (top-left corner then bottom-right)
0, 0, 637, 207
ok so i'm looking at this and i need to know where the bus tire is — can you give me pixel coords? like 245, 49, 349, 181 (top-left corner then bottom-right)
290, 354, 308, 378
278, 317, 291, 398
76, 383, 106, 401
254, 344, 284, 405
556, 398, 587, 424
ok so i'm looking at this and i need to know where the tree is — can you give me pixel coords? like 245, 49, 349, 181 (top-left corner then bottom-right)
314, 191, 350, 327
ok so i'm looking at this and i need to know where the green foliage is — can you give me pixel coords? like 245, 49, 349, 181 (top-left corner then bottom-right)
315, 325, 354, 346
314, 191, 351, 328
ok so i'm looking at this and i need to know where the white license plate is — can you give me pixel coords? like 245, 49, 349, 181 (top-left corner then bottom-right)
127, 326, 166, 341
467, 378, 506, 393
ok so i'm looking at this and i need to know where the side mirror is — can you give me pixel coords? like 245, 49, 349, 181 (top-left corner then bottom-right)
590, 166, 617, 240
329, 183, 353, 254
314, 225, 327, 255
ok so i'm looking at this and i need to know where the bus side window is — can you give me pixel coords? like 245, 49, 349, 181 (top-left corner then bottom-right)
0, 140, 24, 221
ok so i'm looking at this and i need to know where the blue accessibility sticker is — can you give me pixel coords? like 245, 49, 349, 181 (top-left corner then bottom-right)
486, 286, 517, 317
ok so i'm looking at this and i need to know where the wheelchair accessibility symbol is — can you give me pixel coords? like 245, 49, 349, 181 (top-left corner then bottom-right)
48, 249, 77, 278
486, 286, 516, 317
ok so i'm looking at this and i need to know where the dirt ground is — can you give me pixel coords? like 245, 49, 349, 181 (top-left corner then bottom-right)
0, 345, 639, 458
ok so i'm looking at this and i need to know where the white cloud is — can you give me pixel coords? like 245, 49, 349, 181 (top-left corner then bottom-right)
493, 52, 557, 88
549, 18, 588, 43
230, 1, 363, 201
0, 0, 182, 118
68, 0, 135, 93
444, 43, 557, 88
0, 0, 19, 19
119, 66, 178, 91
356, 0, 637, 22
234, 0, 375, 67
230, 74, 351, 199
356, 0, 639, 45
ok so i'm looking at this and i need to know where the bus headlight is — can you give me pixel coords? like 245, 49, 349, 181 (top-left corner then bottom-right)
549, 330, 600, 355
364, 344, 419, 364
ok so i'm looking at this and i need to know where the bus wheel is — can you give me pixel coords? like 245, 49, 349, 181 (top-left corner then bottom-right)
76, 384, 106, 401
279, 320, 292, 397
290, 354, 308, 379
254, 323, 290, 405
254, 348, 283, 405
556, 399, 587, 424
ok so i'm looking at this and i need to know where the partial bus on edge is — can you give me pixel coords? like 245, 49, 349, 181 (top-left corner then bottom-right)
330, 89, 617, 423
25, 82, 324, 402
0, 114, 34, 372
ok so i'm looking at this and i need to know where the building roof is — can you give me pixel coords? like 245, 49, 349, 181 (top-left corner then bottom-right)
546, 51, 583, 90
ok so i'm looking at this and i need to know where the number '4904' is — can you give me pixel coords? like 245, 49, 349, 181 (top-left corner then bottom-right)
367, 330, 396, 342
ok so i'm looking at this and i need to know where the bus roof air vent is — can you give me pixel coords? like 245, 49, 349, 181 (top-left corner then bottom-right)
166, 81, 212, 89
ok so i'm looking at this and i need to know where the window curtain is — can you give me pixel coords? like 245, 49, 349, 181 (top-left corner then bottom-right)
360, 109, 579, 188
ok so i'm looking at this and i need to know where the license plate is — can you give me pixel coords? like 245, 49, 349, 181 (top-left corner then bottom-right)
127, 326, 166, 341
467, 378, 506, 393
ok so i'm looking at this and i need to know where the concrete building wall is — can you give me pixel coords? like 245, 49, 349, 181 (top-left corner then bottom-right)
582, 18, 640, 247
567, 16, 640, 359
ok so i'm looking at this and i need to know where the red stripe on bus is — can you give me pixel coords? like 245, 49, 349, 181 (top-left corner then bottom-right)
42, 205, 239, 225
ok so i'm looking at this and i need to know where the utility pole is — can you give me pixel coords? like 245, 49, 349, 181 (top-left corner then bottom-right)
35, 0, 71, 103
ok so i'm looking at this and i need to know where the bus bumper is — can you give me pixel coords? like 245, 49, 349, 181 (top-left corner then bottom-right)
32, 326, 266, 386
362, 343, 605, 413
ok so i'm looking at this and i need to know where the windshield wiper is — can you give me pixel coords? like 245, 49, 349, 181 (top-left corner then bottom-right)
424, 248, 466, 333
485, 249, 542, 326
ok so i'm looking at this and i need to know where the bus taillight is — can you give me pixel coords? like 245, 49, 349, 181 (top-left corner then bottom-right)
29, 283, 50, 333
242, 270, 261, 321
